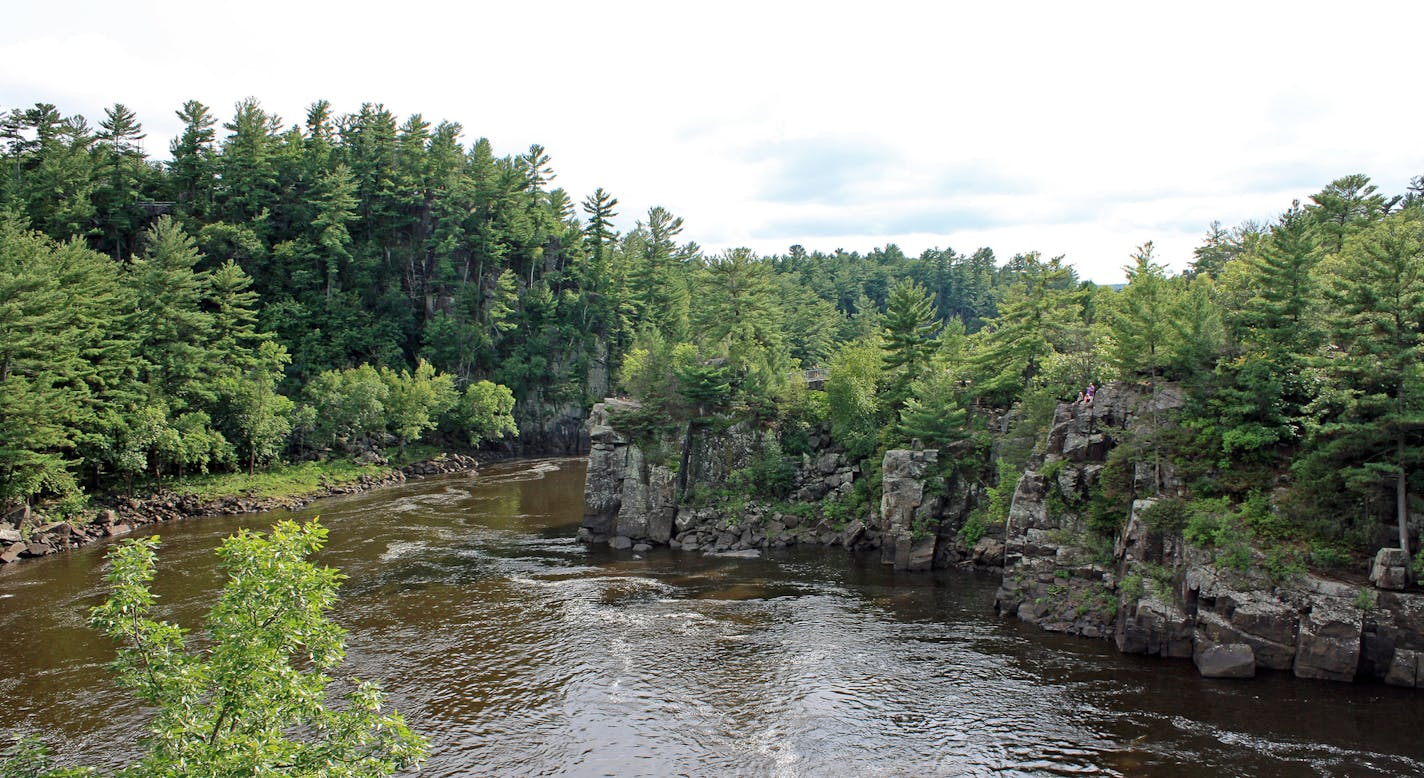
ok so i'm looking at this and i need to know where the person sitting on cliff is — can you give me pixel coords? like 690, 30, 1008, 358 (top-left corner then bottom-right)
1084, 382, 1096, 406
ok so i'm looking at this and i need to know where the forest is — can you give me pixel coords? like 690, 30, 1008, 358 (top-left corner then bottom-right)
2, 97, 1422, 569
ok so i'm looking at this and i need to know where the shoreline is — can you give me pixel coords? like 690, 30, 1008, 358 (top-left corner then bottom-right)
0, 453, 483, 568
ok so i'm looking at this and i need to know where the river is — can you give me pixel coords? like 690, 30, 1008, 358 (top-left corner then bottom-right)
2, 457, 1422, 776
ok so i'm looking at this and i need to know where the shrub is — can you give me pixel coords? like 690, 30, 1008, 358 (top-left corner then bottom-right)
959, 512, 987, 546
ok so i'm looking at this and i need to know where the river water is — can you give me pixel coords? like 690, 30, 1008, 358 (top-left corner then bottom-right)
2, 457, 1422, 777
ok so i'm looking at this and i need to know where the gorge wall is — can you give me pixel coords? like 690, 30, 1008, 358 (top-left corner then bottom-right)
578, 385, 1424, 687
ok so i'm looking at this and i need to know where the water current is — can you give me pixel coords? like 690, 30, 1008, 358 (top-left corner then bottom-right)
2, 457, 1422, 776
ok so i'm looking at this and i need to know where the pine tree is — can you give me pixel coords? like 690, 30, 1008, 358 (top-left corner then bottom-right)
1309, 211, 1424, 553
881, 278, 940, 411
970, 253, 1081, 406
1110, 242, 1172, 383
94, 102, 148, 259
169, 100, 217, 222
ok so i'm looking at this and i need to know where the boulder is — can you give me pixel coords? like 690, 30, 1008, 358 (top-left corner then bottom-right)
1196, 608, 1295, 671
1195, 643, 1256, 679
895, 534, 937, 572
609, 536, 633, 551
0, 528, 20, 544
0, 542, 24, 564
1117, 592, 1194, 658
5, 504, 31, 529
1385, 648, 1423, 688
1230, 596, 1299, 648
972, 536, 1005, 567
1370, 548, 1410, 591
25, 541, 53, 557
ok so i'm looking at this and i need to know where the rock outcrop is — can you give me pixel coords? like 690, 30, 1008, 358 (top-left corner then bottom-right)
989, 382, 1424, 685
578, 399, 994, 568
995, 383, 1180, 638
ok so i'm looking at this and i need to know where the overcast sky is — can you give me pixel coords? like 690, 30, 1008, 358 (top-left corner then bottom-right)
5, 1, 1421, 283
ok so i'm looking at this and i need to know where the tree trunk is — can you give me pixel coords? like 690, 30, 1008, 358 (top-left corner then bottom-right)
1399, 434, 1410, 555
676, 420, 694, 501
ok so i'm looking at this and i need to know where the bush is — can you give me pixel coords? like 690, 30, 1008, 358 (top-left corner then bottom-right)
1119, 572, 1145, 602
1139, 498, 1187, 534
960, 512, 987, 546
11, 520, 428, 777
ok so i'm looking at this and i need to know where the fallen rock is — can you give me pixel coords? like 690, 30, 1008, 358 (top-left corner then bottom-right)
1385, 648, 1423, 687
973, 536, 1005, 567
1371, 548, 1410, 591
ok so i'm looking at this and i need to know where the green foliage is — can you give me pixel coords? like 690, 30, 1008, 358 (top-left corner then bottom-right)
727, 443, 797, 502
379, 360, 459, 450
959, 512, 987, 546
894, 355, 968, 449
881, 279, 940, 410
222, 341, 295, 474
167, 459, 390, 502
1307, 540, 1352, 571
823, 335, 886, 461
457, 380, 518, 447
1109, 242, 1173, 381
1138, 498, 1187, 535
81, 520, 426, 777
1119, 572, 1145, 602
1354, 588, 1379, 611
5, 95, 1424, 567
970, 252, 1085, 407
1, 734, 91, 777
984, 458, 1020, 526
0, 214, 128, 502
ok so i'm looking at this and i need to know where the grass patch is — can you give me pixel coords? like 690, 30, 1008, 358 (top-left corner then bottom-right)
167, 459, 391, 502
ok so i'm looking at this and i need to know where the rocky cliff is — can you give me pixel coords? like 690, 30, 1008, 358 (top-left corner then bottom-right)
579, 385, 1424, 686
994, 382, 1184, 638
993, 382, 1424, 686
578, 398, 994, 566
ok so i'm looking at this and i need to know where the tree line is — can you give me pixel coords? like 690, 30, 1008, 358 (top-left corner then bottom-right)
3, 97, 1422, 562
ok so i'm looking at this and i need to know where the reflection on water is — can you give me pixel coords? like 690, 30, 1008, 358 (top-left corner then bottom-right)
2, 457, 1423, 776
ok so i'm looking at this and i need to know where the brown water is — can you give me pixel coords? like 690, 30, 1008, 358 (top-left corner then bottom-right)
2, 457, 1423, 777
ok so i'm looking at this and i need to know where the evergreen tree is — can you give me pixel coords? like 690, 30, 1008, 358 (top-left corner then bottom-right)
881, 278, 940, 411
94, 102, 148, 260
1308, 211, 1424, 553
1110, 242, 1172, 383
169, 100, 217, 223
1309, 173, 1392, 254
0, 215, 124, 502
693, 248, 788, 403
970, 253, 1081, 406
